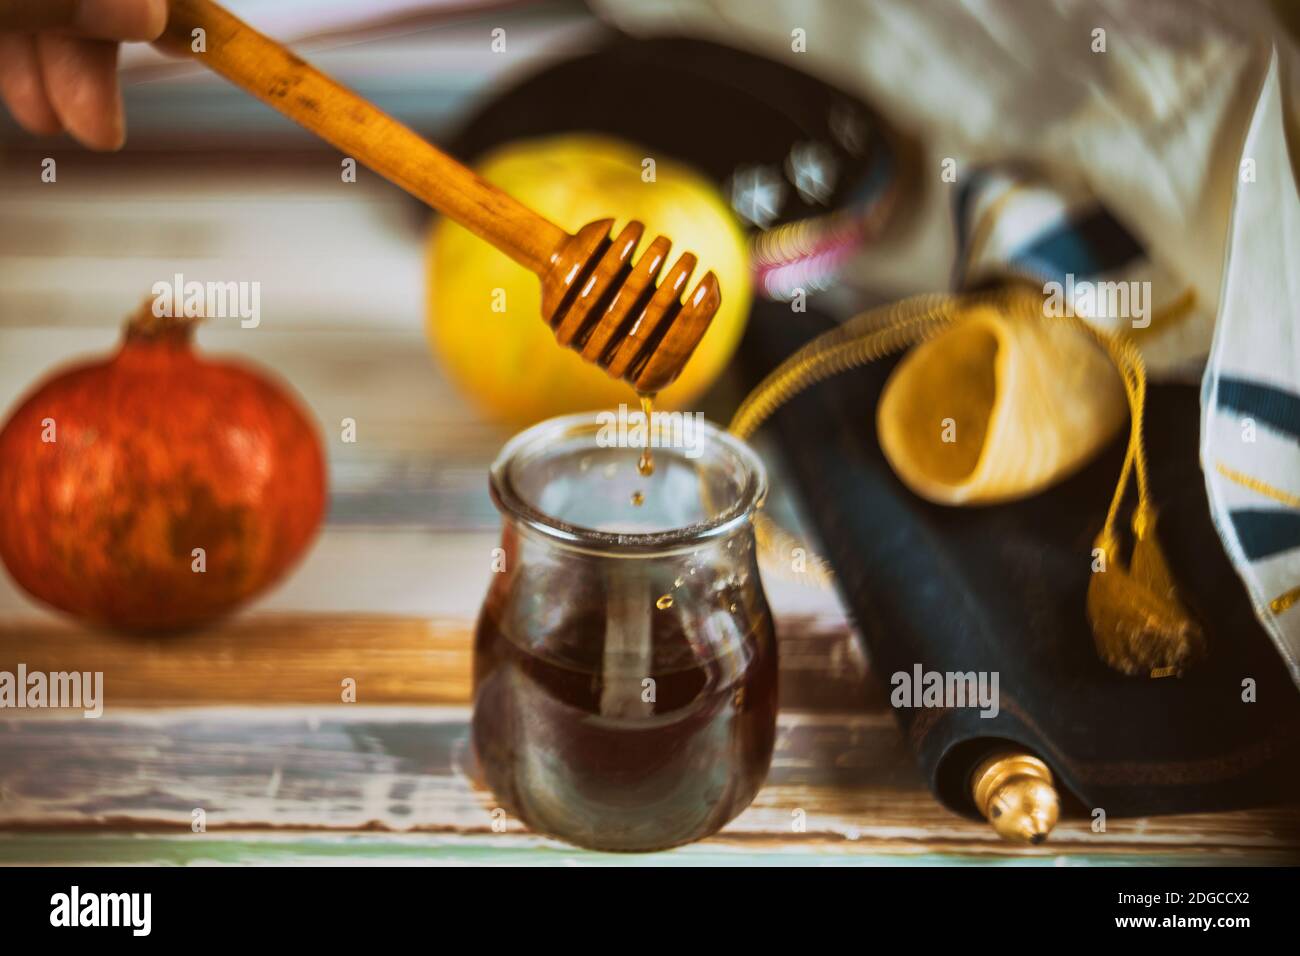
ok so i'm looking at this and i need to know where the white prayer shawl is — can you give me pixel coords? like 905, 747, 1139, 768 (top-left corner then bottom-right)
1202, 51, 1300, 687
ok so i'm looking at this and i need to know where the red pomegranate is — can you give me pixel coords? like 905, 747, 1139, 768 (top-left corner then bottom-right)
0, 306, 326, 630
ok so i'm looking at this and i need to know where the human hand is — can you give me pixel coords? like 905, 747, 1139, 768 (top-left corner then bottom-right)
0, 0, 166, 150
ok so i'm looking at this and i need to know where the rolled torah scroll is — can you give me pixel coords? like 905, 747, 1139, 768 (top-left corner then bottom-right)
877, 306, 1128, 506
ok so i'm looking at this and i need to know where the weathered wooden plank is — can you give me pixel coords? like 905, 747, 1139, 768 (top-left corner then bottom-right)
0, 612, 869, 710
0, 616, 474, 706
1, 707, 1296, 862
0, 708, 911, 832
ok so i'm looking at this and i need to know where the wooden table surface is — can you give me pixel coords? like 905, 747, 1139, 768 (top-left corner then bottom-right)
2, 159, 1298, 866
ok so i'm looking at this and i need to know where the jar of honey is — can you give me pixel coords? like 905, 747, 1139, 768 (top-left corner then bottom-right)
472, 411, 777, 851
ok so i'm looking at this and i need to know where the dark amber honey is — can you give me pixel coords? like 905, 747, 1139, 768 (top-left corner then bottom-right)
471, 565, 777, 852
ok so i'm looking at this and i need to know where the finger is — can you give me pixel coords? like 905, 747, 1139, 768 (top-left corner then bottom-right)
0, 0, 166, 41
0, 34, 62, 136
73, 0, 166, 41
37, 33, 124, 151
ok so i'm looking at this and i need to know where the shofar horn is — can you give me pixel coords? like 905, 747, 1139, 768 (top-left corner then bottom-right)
876, 306, 1127, 506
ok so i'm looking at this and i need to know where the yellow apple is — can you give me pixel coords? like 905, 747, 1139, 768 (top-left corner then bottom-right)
426, 134, 752, 425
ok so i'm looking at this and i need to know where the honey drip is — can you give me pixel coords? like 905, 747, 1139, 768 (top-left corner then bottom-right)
637, 393, 656, 477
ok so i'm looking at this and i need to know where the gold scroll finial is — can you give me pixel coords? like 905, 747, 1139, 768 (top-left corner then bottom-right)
971, 750, 1060, 845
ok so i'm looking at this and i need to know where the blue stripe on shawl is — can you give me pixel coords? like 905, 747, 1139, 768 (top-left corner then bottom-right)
1010, 208, 1145, 281
1230, 510, 1300, 560
1217, 377, 1300, 442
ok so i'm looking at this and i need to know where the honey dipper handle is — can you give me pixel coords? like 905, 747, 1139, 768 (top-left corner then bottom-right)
159, 0, 568, 274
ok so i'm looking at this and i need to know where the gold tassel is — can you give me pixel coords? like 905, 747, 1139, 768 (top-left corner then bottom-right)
1081, 327, 1205, 676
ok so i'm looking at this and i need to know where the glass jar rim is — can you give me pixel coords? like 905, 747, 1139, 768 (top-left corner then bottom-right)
489, 411, 768, 555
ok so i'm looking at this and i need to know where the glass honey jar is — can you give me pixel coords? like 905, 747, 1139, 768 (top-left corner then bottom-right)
472, 412, 777, 852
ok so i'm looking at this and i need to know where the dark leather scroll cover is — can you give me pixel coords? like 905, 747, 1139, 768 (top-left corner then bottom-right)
738, 300, 1300, 818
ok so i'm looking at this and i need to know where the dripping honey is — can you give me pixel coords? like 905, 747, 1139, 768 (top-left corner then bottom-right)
630, 392, 654, 507
636, 393, 656, 477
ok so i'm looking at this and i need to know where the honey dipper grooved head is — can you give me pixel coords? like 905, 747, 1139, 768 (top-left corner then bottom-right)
540, 219, 722, 393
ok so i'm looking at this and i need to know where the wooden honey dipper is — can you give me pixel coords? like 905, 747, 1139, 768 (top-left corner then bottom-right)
152, 0, 720, 393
